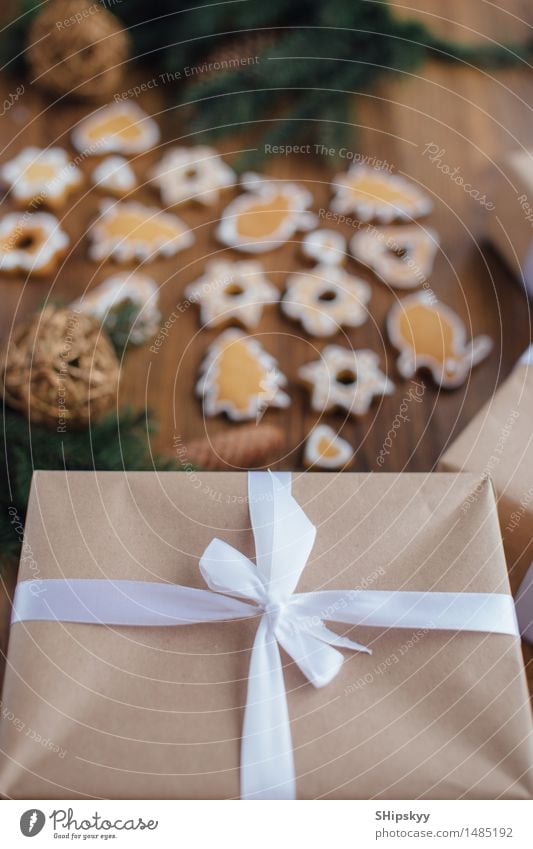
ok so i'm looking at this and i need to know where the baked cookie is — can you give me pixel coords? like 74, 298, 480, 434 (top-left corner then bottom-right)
72, 272, 160, 346
0, 212, 69, 276
0, 146, 82, 210
91, 156, 137, 197
282, 265, 371, 337
71, 102, 160, 156
331, 165, 432, 222
217, 172, 317, 252
387, 292, 493, 388
197, 328, 290, 421
299, 345, 394, 416
303, 424, 354, 469
185, 259, 278, 329
301, 229, 347, 265
350, 225, 438, 289
150, 146, 235, 207
88, 200, 194, 263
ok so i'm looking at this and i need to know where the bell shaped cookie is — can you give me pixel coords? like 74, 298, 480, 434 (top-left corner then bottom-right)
387, 292, 493, 388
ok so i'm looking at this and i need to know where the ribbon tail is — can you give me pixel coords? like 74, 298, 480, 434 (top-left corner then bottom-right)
241, 615, 296, 800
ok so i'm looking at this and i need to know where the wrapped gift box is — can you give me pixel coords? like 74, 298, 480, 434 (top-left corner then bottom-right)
440, 349, 533, 592
0, 470, 531, 799
486, 148, 533, 295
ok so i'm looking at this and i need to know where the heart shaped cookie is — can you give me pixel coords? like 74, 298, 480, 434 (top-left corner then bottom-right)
304, 424, 354, 469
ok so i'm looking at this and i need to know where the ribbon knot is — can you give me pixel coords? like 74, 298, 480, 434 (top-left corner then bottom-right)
263, 600, 285, 631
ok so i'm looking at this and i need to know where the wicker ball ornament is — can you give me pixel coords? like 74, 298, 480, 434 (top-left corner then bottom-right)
26, 0, 129, 100
1, 307, 120, 429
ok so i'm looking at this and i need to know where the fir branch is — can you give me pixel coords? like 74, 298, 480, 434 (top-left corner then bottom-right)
0, 406, 175, 564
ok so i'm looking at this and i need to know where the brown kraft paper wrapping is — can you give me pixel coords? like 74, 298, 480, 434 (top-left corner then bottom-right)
0, 470, 532, 800
440, 360, 533, 593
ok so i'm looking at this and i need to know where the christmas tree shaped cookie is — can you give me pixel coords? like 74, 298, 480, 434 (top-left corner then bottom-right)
387, 292, 493, 388
217, 172, 317, 252
350, 225, 439, 289
331, 165, 431, 222
197, 329, 290, 421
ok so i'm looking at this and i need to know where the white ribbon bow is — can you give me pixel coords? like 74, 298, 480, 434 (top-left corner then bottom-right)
200, 471, 371, 799
12, 471, 519, 800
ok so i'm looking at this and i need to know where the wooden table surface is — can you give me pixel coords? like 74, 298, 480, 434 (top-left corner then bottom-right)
1, 2, 532, 700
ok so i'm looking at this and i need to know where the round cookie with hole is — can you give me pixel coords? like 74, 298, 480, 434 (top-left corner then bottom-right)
185, 259, 279, 329
150, 146, 236, 207
282, 264, 371, 337
0, 212, 69, 277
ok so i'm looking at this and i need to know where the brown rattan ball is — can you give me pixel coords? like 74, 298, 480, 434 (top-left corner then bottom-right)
26, 0, 129, 100
1, 307, 120, 429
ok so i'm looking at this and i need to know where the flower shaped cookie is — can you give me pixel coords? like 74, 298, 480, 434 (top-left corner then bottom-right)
185, 259, 279, 329
0, 212, 69, 276
331, 165, 432, 223
299, 345, 394, 416
150, 146, 235, 206
0, 146, 82, 210
282, 265, 371, 337
88, 200, 194, 263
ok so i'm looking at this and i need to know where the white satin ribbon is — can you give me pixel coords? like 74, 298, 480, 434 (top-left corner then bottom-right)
12, 471, 519, 800
518, 344, 533, 367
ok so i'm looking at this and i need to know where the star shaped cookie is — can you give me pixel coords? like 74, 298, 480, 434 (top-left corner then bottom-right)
299, 346, 394, 416
185, 259, 279, 329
